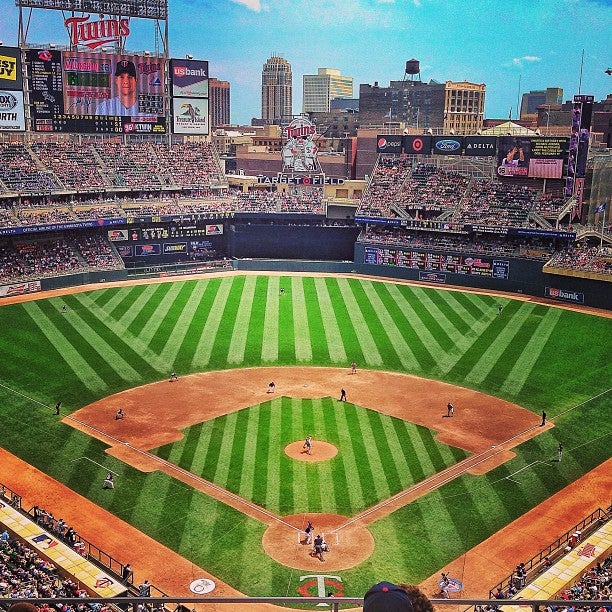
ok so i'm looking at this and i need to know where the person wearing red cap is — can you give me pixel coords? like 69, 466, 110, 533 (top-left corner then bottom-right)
364, 582, 433, 612
363, 582, 414, 612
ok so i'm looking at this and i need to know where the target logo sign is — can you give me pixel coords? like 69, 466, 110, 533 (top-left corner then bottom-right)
403, 135, 431, 154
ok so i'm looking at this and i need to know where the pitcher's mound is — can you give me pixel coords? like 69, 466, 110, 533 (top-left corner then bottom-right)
285, 440, 338, 462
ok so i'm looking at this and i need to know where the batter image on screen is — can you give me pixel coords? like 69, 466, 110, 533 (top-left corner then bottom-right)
95, 60, 148, 117
502, 138, 530, 168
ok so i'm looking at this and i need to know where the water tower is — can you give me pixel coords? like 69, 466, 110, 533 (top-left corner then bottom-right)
404, 59, 421, 82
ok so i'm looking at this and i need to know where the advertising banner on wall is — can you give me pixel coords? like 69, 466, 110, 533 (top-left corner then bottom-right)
432, 136, 464, 155
135, 244, 161, 256
0, 90, 26, 131
0, 47, 23, 91
172, 97, 209, 134
376, 135, 402, 154
170, 59, 209, 98
205, 224, 223, 235
402, 135, 432, 155
463, 136, 497, 156
108, 229, 129, 241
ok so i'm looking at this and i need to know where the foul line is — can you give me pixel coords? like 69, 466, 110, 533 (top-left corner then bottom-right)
65, 414, 299, 533
0, 381, 50, 409
552, 388, 611, 420
71, 456, 118, 476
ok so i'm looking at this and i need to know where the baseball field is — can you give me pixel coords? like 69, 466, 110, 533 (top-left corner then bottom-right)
0, 272, 610, 602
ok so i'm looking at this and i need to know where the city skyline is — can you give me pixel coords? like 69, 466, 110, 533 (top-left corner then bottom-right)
0, 0, 610, 125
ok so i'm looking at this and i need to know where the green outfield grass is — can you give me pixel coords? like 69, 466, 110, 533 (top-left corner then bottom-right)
0, 274, 610, 599
151, 397, 470, 515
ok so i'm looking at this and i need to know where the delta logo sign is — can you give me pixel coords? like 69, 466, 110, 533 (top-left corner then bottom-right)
64, 14, 130, 49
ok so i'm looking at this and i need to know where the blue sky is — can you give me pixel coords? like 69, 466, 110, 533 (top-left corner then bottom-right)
1, 0, 610, 125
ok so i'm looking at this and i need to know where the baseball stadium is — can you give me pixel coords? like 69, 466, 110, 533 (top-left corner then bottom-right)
0, 1, 611, 611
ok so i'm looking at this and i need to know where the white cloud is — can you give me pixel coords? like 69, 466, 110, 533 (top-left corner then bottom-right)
230, 0, 262, 11
512, 55, 542, 66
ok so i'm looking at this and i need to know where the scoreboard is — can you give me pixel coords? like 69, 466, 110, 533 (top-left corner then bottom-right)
26, 49, 166, 134
364, 246, 510, 279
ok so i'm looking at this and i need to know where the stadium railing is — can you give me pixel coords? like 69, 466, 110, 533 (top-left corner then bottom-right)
0, 483, 22, 510
488, 504, 611, 597
0, 596, 599, 612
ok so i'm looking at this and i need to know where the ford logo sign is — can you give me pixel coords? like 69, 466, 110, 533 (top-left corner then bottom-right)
435, 139, 461, 152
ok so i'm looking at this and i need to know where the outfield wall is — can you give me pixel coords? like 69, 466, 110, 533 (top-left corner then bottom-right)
38, 270, 128, 292
353, 242, 611, 310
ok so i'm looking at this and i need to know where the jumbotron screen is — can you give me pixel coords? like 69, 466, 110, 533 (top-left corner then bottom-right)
26, 49, 166, 134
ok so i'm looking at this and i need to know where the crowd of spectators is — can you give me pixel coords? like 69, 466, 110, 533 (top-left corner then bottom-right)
357, 155, 411, 218
398, 164, 470, 215
30, 141, 107, 191
0, 233, 123, 284
557, 555, 611, 603
0, 141, 227, 195
236, 189, 324, 214
453, 180, 538, 227
546, 245, 612, 275
0, 187, 327, 229
534, 191, 570, 217
74, 234, 124, 271
0, 144, 59, 193
150, 142, 225, 187
358, 225, 557, 260
0, 523, 99, 603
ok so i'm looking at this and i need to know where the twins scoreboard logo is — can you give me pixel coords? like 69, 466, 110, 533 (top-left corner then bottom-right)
64, 14, 130, 49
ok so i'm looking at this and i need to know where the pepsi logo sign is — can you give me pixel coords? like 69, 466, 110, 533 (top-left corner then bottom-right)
377, 137, 401, 150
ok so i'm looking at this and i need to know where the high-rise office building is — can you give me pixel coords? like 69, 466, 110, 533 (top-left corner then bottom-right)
303, 68, 353, 114
261, 55, 292, 125
520, 87, 563, 119
359, 78, 485, 134
209, 78, 231, 128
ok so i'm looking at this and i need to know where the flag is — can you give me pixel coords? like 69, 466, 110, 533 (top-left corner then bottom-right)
594, 202, 606, 214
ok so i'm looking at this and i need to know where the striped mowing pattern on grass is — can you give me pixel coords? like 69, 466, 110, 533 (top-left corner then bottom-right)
0, 274, 611, 599
150, 398, 470, 515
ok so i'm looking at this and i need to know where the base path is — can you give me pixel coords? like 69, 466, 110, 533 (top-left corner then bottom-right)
65, 366, 549, 574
